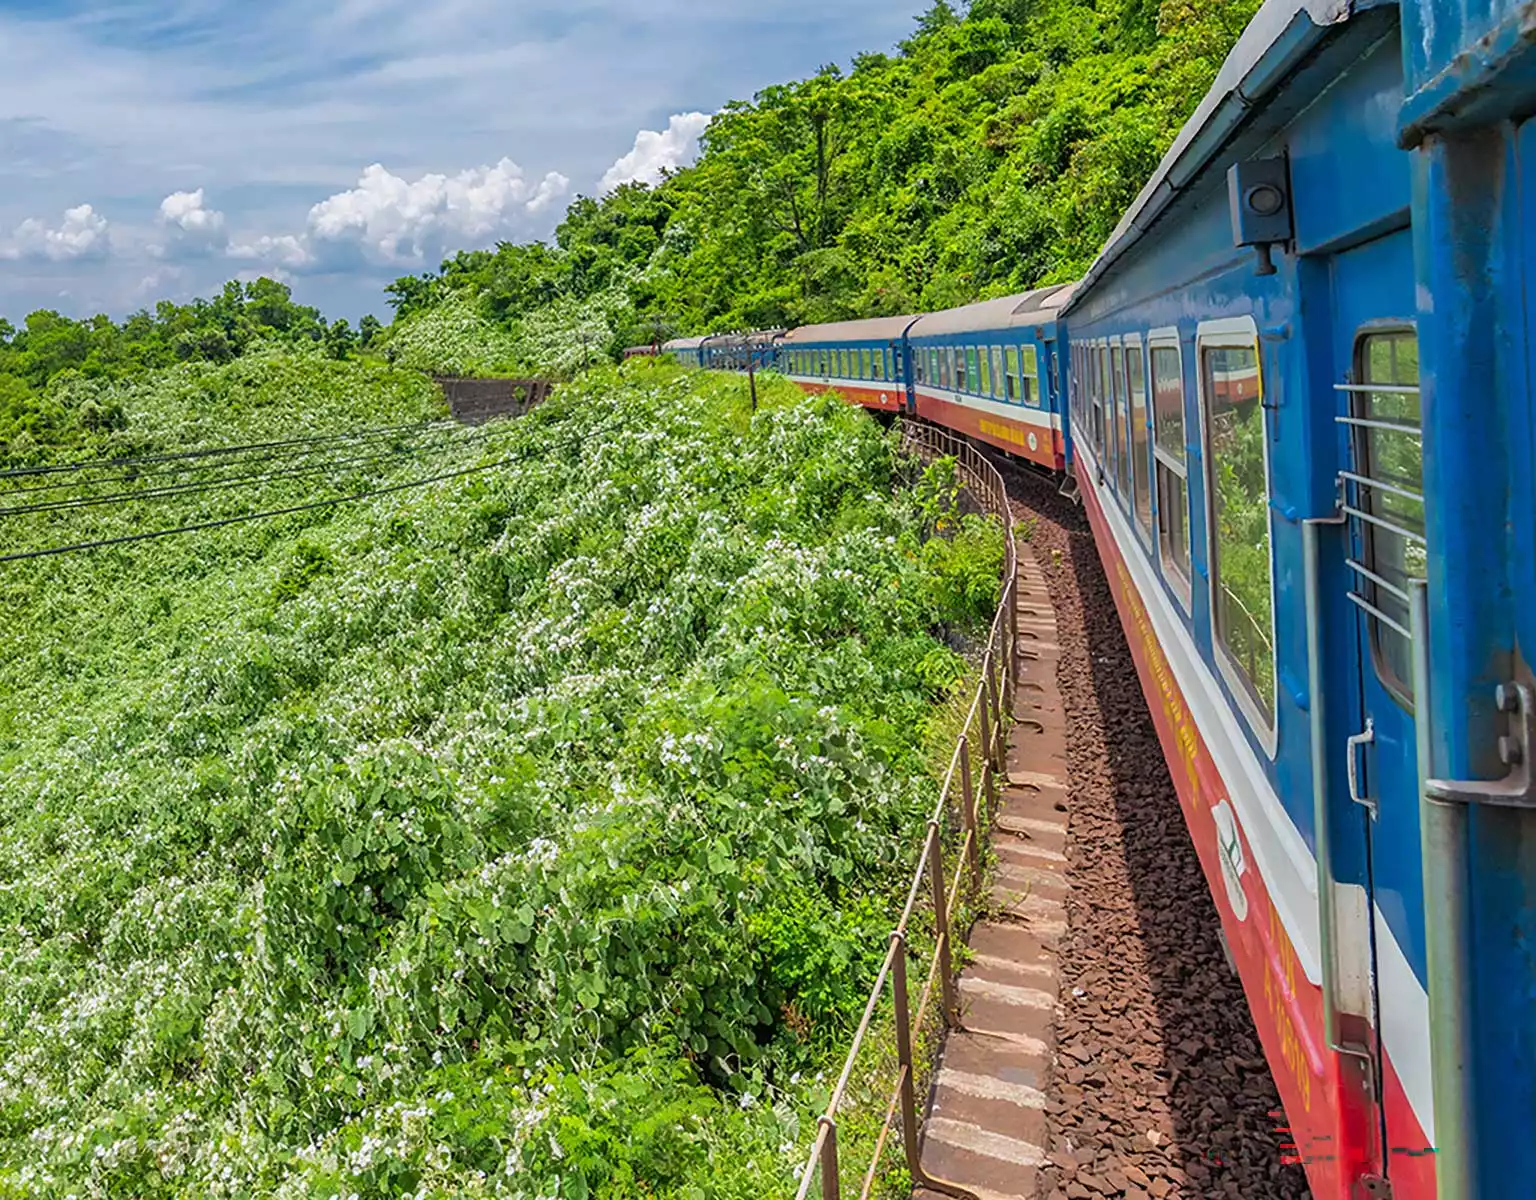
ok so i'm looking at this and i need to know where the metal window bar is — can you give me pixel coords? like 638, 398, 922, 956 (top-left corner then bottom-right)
795, 419, 1015, 1200
1335, 414, 1423, 436
1346, 590, 1414, 641
1345, 557, 1413, 604
1333, 383, 1421, 396
1337, 468, 1424, 505
1340, 503, 1427, 546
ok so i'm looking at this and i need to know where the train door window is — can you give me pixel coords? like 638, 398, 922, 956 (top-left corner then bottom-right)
978, 346, 992, 396
1004, 346, 1020, 402
1021, 344, 1040, 407
1112, 341, 1132, 500
1150, 339, 1191, 606
1125, 339, 1152, 544
1049, 351, 1058, 405
1350, 329, 1423, 703
1198, 326, 1276, 737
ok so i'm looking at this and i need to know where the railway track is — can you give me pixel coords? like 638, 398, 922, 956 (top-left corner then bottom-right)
988, 456, 1311, 1200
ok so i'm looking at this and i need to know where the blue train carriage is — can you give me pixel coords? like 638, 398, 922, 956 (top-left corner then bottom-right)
660, 336, 705, 368
1059, 0, 1536, 1193
776, 316, 919, 416
904, 285, 1073, 472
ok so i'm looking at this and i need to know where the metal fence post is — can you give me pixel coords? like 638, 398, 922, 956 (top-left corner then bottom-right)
959, 734, 981, 892
978, 649, 994, 788
891, 930, 923, 1177
927, 825, 960, 1027
819, 1116, 841, 1200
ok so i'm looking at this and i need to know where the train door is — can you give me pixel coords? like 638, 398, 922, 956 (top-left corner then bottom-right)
1328, 229, 1432, 1186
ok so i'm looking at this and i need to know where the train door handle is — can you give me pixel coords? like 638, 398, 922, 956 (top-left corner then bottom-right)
1347, 718, 1376, 819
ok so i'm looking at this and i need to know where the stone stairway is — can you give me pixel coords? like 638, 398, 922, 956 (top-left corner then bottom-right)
916, 545, 1071, 1200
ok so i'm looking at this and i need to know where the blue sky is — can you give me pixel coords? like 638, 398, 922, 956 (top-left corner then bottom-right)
0, 0, 921, 323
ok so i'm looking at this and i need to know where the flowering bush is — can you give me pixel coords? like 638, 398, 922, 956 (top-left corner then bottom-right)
0, 360, 999, 1196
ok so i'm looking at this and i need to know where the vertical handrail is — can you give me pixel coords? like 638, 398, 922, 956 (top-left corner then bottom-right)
795, 419, 1013, 1200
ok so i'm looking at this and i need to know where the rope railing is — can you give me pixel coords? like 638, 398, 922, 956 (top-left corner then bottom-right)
795, 419, 1018, 1200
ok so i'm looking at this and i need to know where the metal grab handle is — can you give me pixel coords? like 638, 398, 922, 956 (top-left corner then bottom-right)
1347, 719, 1377, 818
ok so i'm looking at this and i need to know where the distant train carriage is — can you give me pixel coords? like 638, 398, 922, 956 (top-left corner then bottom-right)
775, 317, 917, 416
621, 345, 659, 361
905, 285, 1073, 471
659, 336, 705, 368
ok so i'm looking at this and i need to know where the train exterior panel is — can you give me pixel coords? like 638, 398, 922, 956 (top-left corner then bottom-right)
906, 287, 1073, 471
776, 317, 918, 416
1061, 0, 1536, 1195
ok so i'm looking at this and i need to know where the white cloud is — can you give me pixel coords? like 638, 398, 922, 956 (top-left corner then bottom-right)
303, 159, 570, 264
228, 233, 314, 269
5, 203, 110, 261
600, 112, 711, 193
153, 188, 228, 257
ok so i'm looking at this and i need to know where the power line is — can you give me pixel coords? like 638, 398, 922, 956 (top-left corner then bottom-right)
0, 424, 497, 518
0, 419, 465, 499
0, 415, 613, 566
0, 417, 462, 484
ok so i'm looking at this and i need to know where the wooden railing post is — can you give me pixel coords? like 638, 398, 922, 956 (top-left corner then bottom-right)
891, 931, 923, 1178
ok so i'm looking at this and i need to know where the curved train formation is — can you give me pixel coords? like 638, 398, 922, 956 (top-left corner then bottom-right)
644, 0, 1536, 1196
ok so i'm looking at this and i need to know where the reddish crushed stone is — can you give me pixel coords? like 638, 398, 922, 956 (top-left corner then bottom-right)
995, 459, 1311, 1200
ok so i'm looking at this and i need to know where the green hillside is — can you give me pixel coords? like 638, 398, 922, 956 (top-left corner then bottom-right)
385, 0, 1260, 367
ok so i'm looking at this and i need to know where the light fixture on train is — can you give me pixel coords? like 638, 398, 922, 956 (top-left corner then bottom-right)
1227, 157, 1293, 277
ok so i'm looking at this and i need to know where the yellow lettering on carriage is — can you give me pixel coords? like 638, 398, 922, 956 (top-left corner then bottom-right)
978, 418, 1028, 448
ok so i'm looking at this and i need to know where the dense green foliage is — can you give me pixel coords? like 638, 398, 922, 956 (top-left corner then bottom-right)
0, 360, 1001, 1196
383, 0, 1260, 364
0, 280, 378, 467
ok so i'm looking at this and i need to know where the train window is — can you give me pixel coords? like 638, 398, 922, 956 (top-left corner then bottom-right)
1126, 343, 1152, 543
961, 347, 976, 393
978, 347, 992, 397
861, 349, 872, 379
987, 347, 1001, 400
928, 349, 939, 386
1200, 337, 1275, 731
1151, 344, 1191, 604
1351, 330, 1423, 704
1111, 344, 1131, 500
1021, 344, 1039, 407
874, 350, 885, 382
1004, 346, 1020, 402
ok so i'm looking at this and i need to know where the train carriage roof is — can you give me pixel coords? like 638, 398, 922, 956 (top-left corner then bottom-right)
777, 315, 922, 345
660, 336, 706, 350
907, 283, 1076, 339
1063, 0, 1355, 312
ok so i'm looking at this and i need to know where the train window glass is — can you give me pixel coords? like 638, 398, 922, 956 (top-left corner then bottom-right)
950, 348, 962, 392
1126, 344, 1152, 542
1111, 344, 1130, 499
1021, 344, 1039, 407
861, 349, 872, 379
962, 347, 977, 393
875, 351, 885, 381
988, 347, 1002, 399
1151, 345, 1191, 602
929, 349, 939, 386
1200, 340, 1275, 729
1353, 330, 1423, 704
1005, 346, 1020, 402
978, 347, 992, 397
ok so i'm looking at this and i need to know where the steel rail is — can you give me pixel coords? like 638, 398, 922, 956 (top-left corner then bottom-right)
795, 418, 1017, 1199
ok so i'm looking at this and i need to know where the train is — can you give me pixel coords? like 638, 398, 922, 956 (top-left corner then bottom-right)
656, 0, 1536, 1195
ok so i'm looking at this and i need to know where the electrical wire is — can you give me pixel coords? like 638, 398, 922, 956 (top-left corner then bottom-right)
0, 418, 463, 484
0, 420, 465, 499
0, 415, 612, 566
0, 424, 497, 518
